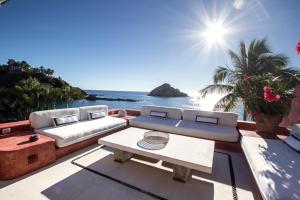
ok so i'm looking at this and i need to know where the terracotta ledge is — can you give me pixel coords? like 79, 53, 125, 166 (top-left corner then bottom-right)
0, 120, 30, 137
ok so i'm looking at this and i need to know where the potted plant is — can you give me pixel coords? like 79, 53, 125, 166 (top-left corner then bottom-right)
235, 75, 293, 138
200, 38, 300, 138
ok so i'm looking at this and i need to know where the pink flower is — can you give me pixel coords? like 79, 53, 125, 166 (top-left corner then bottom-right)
296, 41, 300, 55
274, 94, 281, 101
263, 86, 281, 103
263, 86, 272, 93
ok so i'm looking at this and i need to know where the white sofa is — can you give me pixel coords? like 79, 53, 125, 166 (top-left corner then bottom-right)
129, 105, 239, 142
241, 136, 300, 200
29, 105, 127, 147
129, 105, 182, 134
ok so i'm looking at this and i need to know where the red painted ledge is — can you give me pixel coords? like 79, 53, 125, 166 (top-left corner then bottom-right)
0, 120, 30, 135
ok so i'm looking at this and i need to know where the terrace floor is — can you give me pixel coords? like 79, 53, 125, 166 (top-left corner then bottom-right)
0, 144, 257, 200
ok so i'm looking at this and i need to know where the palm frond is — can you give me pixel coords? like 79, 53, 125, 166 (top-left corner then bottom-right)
239, 41, 248, 68
213, 93, 239, 112
213, 66, 237, 84
199, 84, 234, 97
249, 38, 271, 55
228, 50, 244, 70
257, 53, 288, 71
247, 38, 272, 74
0, 0, 9, 6
273, 67, 300, 88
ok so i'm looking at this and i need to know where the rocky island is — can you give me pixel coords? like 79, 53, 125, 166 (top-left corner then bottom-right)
148, 83, 188, 97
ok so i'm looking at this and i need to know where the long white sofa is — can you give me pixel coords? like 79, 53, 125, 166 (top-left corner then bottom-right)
129, 105, 239, 142
29, 105, 127, 147
241, 135, 300, 200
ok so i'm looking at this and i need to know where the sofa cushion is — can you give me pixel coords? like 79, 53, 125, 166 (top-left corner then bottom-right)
52, 115, 79, 127
79, 105, 108, 121
130, 115, 239, 142
89, 111, 106, 120
241, 136, 300, 200
129, 115, 181, 133
183, 109, 238, 127
174, 120, 239, 142
29, 108, 80, 129
35, 116, 126, 147
141, 105, 182, 120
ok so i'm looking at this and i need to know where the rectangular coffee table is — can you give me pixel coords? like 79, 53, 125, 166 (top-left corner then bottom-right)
98, 127, 215, 182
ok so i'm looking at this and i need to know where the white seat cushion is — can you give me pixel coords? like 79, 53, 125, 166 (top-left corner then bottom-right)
174, 120, 239, 142
35, 116, 126, 147
129, 116, 181, 133
130, 116, 238, 142
241, 136, 300, 200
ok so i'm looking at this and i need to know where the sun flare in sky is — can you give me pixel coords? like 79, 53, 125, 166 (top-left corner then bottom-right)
201, 20, 229, 46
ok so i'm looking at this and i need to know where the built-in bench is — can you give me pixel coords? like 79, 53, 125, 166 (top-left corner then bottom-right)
129, 105, 239, 142
29, 105, 127, 147
241, 134, 300, 200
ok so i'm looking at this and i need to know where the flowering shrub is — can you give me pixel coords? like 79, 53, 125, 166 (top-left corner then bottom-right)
296, 41, 300, 55
234, 75, 293, 115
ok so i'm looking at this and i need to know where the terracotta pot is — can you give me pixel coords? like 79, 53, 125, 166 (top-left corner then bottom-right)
253, 113, 283, 139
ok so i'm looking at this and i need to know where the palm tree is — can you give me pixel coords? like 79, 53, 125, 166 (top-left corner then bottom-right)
200, 38, 300, 120
0, 0, 9, 6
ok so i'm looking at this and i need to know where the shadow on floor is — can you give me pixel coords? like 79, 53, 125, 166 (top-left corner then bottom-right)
42, 154, 214, 200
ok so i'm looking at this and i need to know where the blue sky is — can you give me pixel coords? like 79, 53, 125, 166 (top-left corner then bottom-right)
0, 0, 299, 93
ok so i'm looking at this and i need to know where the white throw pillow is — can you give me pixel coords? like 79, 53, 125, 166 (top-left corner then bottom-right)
88, 111, 106, 120
195, 115, 218, 125
150, 111, 167, 118
52, 115, 79, 127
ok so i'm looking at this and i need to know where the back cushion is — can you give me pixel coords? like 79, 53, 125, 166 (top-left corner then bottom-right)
29, 108, 80, 129
141, 105, 182, 120
182, 109, 238, 127
79, 105, 108, 121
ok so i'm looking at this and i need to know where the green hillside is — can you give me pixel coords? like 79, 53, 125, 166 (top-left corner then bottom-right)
0, 59, 86, 122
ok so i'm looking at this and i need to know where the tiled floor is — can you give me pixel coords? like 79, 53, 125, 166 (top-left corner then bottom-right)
0, 144, 255, 200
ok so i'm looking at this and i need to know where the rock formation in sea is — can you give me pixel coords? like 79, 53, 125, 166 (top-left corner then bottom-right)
148, 83, 188, 97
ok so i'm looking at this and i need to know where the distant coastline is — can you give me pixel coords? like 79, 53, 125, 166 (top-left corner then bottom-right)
85, 94, 140, 102
61, 90, 245, 120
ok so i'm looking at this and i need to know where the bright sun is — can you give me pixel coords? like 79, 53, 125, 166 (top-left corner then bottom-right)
201, 20, 229, 46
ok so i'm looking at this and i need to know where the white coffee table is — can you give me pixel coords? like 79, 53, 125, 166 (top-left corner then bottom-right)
98, 127, 215, 182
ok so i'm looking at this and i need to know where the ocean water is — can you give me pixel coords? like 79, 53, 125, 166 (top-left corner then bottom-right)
62, 90, 245, 120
